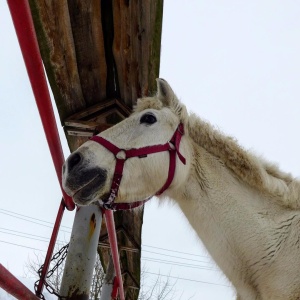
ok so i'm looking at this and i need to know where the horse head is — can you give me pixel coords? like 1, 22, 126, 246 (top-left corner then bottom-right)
62, 77, 300, 299
62, 79, 191, 208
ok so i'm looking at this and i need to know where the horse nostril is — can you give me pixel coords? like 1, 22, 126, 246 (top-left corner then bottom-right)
67, 152, 82, 172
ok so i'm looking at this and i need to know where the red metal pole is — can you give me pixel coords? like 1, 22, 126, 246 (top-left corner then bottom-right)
7, 2, 125, 300
0, 264, 40, 300
6, 0, 75, 211
7, 0, 75, 297
104, 210, 125, 300
35, 199, 65, 297
111, 277, 120, 299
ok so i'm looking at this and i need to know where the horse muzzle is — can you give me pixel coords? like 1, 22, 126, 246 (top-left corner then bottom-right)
62, 151, 108, 205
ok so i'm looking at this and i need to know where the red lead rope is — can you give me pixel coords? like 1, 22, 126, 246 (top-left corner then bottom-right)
90, 123, 186, 210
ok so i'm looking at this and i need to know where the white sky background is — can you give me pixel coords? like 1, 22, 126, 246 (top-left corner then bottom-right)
1, 1, 300, 299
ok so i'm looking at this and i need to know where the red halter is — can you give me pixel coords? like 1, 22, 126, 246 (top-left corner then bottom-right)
90, 123, 186, 210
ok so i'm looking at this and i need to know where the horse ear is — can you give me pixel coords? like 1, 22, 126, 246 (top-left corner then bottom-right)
156, 78, 188, 123
156, 78, 175, 107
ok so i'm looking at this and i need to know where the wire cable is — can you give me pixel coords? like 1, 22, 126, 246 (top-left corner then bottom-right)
142, 257, 216, 271
143, 244, 209, 258
144, 271, 230, 287
0, 208, 72, 229
0, 240, 45, 252
0, 210, 211, 262
142, 250, 213, 265
0, 210, 71, 234
0, 230, 216, 272
0, 227, 65, 244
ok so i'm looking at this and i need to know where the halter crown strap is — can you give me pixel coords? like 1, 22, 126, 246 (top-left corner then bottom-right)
155, 123, 185, 195
90, 123, 186, 210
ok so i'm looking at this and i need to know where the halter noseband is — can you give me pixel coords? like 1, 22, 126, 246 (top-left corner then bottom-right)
90, 123, 186, 210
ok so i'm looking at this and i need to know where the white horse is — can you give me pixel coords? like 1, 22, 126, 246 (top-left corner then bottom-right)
63, 79, 300, 300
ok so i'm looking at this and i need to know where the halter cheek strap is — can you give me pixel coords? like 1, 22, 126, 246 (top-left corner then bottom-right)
90, 123, 186, 210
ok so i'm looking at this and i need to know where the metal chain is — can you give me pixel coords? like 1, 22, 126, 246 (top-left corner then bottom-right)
34, 243, 69, 300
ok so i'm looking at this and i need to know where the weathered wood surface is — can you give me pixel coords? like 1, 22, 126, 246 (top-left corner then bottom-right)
29, 1, 163, 299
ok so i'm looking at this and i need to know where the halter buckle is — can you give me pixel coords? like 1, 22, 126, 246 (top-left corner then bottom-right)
168, 142, 176, 150
116, 150, 126, 160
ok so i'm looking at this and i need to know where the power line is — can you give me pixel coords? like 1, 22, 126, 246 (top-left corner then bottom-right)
0, 211, 211, 263
0, 229, 215, 272
0, 227, 50, 239
0, 230, 225, 289
0, 210, 71, 234
0, 240, 45, 252
0, 232, 214, 272
142, 257, 216, 271
0, 208, 212, 263
0, 227, 61, 241
0, 239, 229, 289
142, 244, 209, 259
0, 234, 212, 271
142, 250, 213, 265
0, 209, 72, 230
0, 209, 231, 292
0, 230, 49, 243
0, 210, 219, 275
144, 271, 230, 287
0, 227, 65, 243
0, 227, 214, 271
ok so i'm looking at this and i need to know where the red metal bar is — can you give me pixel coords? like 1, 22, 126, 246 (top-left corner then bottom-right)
7, 0, 75, 297
7, 2, 125, 300
0, 264, 40, 300
7, 0, 75, 211
104, 210, 125, 300
111, 277, 119, 300
36, 200, 65, 297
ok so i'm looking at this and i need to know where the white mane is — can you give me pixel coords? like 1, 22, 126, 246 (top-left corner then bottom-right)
187, 113, 300, 209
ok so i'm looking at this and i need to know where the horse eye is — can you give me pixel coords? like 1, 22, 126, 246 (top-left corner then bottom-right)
140, 113, 157, 125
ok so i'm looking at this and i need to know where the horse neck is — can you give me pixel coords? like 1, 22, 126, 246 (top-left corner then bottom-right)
169, 143, 276, 281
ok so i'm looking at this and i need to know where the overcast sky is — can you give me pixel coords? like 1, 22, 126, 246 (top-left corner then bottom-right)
1, 1, 300, 299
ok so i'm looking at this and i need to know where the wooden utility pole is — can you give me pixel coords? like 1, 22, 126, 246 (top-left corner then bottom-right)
29, 1, 164, 299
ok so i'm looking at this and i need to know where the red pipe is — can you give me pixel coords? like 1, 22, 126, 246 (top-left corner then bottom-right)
7, 2, 124, 300
104, 210, 125, 300
35, 200, 65, 297
0, 264, 40, 300
7, 0, 75, 297
111, 277, 119, 299
7, 0, 75, 211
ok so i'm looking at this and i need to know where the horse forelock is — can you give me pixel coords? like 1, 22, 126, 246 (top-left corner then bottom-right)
134, 94, 189, 125
134, 97, 163, 112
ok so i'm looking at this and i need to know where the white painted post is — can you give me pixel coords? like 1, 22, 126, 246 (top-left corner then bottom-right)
60, 203, 102, 299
